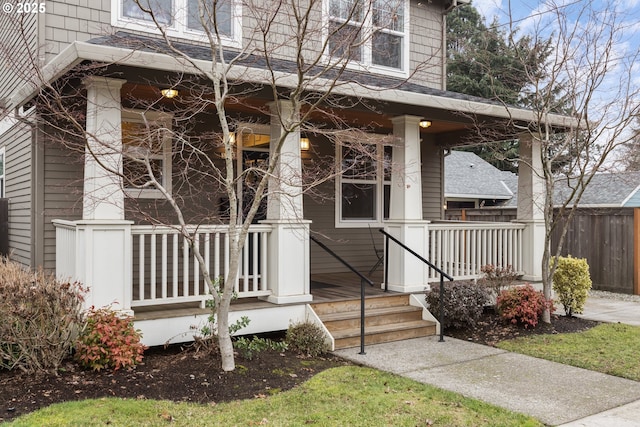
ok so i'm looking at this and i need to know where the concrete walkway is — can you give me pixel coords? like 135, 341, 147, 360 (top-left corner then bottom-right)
333, 295, 640, 426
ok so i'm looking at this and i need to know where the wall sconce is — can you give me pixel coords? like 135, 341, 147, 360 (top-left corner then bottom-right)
161, 88, 179, 99
300, 137, 310, 151
419, 119, 432, 129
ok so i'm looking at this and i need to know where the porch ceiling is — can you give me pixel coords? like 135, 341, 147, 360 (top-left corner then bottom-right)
121, 81, 477, 137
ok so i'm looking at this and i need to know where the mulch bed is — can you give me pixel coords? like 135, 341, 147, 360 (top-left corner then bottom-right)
0, 313, 600, 422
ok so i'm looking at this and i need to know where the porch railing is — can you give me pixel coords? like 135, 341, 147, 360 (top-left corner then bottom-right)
130, 224, 272, 308
427, 221, 525, 280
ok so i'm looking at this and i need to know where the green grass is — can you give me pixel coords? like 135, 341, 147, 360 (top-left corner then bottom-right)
498, 323, 640, 381
7, 366, 541, 427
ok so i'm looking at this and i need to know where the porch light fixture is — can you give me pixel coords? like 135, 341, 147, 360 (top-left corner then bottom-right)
161, 88, 179, 99
419, 119, 432, 129
300, 137, 310, 151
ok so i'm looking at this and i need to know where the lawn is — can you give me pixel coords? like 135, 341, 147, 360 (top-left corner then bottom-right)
498, 323, 640, 381
7, 366, 542, 427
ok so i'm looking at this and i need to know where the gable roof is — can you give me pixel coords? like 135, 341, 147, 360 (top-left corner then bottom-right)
444, 151, 515, 200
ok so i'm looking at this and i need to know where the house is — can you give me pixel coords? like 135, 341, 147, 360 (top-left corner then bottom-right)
444, 151, 640, 294
0, 0, 573, 347
444, 150, 516, 209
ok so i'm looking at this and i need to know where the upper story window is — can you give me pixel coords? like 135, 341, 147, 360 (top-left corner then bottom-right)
114, 0, 241, 47
327, 0, 409, 76
122, 110, 173, 199
336, 138, 392, 227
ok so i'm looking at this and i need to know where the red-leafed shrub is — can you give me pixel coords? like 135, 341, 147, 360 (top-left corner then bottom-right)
497, 284, 554, 328
74, 307, 146, 371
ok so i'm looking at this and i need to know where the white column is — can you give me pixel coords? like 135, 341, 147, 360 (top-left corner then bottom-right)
73, 76, 133, 313
82, 76, 126, 220
260, 100, 312, 304
384, 115, 430, 293
516, 133, 546, 281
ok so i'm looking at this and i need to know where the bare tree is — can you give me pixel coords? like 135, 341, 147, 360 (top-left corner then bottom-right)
2, 0, 429, 371
500, 1, 639, 321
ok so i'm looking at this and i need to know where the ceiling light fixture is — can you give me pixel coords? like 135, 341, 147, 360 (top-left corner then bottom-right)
161, 88, 179, 99
419, 119, 432, 129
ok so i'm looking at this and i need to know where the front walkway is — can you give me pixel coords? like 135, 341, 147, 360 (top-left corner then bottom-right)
334, 294, 640, 426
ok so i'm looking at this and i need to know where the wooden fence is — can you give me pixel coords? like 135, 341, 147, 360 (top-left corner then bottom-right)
446, 207, 638, 294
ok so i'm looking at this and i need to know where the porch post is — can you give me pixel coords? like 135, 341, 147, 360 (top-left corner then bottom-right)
516, 133, 545, 281
73, 76, 133, 313
384, 115, 430, 293
260, 100, 312, 304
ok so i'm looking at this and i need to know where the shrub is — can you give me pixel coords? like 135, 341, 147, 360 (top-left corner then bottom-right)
234, 336, 288, 360
552, 255, 592, 317
480, 264, 520, 304
286, 322, 329, 357
425, 281, 490, 329
0, 258, 85, 373
74, 307, 146, 371
496, 284, 554, 328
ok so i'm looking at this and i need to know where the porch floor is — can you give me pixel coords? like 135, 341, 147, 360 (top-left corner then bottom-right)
133, 271, 392, 321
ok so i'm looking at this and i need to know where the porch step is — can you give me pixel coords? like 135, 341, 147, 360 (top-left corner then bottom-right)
310, 294, 436, 350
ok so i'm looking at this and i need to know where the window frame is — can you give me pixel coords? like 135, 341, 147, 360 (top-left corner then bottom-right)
335, 137, 392, 228
121, 109, 173, 200
111, 0, 242, 48
324, 0, 410, 78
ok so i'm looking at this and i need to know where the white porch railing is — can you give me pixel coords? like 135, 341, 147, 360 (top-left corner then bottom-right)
53, 219, 77, 281
131, 224, 272, 308
427, 221, 525, 281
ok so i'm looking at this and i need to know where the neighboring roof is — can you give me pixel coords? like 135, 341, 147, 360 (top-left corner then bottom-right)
444, 151, 515, 200
446, 150, 640, 208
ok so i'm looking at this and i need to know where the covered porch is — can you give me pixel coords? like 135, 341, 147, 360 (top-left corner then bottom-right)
46, 72, 550, 346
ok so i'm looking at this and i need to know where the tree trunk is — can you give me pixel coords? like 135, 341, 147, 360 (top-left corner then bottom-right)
217, 296, 235, 372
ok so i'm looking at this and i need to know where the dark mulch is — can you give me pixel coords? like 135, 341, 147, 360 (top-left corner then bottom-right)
446, 309, 600, 347
0, 313, 600, 422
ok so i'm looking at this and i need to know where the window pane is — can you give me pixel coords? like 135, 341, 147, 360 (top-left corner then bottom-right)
383, 183, 390, 220
372, 31, 402, 69
123, 158, 164, 187
373, 0, 403, 31
383, 145, 392, 181
187, 0, 232, 36
123, 0, 172, 25
330, 0, 363, 22
342, 183, 376, 220
341, 145, 376, 179
328, 21, 362, 61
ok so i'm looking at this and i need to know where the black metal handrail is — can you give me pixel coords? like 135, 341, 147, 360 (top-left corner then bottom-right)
378, 229, 454, 342
310, 235, 373, 355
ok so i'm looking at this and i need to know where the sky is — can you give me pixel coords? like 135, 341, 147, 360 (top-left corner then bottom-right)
470, 0, 640, 169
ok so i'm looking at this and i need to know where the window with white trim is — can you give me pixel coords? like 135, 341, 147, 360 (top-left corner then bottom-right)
0, 147, 5, 198
122, 110, 173, 199
327, 0, 409, 75
113, 0, 241, 47
336, 140, 391, 227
